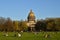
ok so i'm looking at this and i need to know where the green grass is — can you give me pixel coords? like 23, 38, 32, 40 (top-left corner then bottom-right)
0, 32, 60, 40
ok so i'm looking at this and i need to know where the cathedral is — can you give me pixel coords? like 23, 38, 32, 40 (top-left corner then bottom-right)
27, 10, 36, 31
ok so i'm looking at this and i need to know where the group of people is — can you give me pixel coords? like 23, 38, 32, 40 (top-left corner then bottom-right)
34, 32, 51, 38
3, 32, 22, 37
3, 31, 51, 38
3, 33, 21, 37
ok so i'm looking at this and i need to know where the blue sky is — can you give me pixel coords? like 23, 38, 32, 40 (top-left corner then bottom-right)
0, 0, 60, 20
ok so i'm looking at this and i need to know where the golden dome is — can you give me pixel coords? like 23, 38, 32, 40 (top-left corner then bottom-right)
27, 10, 35, 21
30, 13, 34, 16
29, 10, 35, 17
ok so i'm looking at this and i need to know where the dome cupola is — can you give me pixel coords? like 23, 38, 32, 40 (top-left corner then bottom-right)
27, 10, 35, 21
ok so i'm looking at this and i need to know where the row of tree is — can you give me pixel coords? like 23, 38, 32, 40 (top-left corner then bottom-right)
35, 18, 60, 31
0, 17, 60, 32
0, 17, 27, 32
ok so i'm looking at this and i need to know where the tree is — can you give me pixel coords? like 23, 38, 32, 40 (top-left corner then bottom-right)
45, 19, 56, 31
54, 18, 60, 31
0, 17, 6, 31
4, 17, 13, 32
35, 20, 46, 31
13, 21, 19, 31
18, 21, 28, 31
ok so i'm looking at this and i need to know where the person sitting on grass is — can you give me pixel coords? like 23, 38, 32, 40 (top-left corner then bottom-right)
44, 34, 50, 38
18, 33, 21, 37
3, 29, 8, 37
3, 32, 8, 37
15, 30, 22, 37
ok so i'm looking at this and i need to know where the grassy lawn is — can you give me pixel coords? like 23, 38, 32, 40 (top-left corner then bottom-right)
0, 32, 60, 40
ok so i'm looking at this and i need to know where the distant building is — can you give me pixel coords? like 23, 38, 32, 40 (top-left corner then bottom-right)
27, 10, 36, 31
